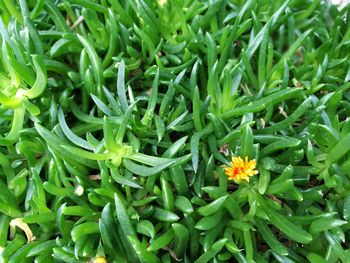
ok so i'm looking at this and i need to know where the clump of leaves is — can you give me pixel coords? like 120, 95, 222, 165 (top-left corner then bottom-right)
0, 0, 350, 262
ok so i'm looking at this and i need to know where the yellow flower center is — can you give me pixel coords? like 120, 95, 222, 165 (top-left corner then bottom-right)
93, 256, 107, 263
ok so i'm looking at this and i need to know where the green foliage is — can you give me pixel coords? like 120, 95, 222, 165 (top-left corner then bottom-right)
0, 0, 350, 262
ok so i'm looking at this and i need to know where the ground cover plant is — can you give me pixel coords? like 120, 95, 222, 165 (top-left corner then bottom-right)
0, 0, 350, 262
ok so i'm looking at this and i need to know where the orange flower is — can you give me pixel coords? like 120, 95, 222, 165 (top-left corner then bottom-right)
224, 156, 258, 183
